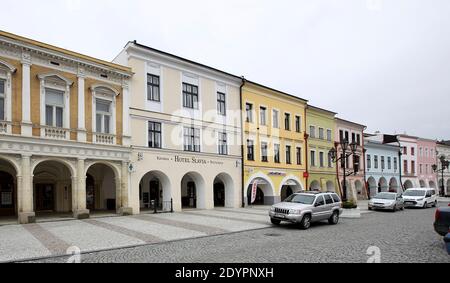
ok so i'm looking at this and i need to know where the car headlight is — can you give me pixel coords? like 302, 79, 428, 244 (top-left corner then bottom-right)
417, 198, 424, 202
270, 207, 275, 212
289, 209, 301, 215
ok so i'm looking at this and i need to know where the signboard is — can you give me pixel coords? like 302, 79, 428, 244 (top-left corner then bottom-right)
251, 181, 258, 204
303, 172, 309, 178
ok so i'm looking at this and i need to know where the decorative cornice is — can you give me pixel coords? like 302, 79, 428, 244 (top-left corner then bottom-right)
38, 72, 74, 86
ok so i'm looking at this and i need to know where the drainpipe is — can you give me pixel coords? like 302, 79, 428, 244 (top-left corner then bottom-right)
362, 127, 369, 199
396, 136, 404, 192
304, 107, 309, 191
240, 77, 246, 208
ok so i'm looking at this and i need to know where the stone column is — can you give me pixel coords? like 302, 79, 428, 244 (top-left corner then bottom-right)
18, 154, 35, 224
21, 52, 32, 137
77, 68, 86, 142
73, 158, 89, 219
122, 79, 131, 146
116, 162, 133, 216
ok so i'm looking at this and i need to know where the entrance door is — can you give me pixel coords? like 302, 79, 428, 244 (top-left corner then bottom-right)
0, 172, 15, 216
149, 180, 161, 209
247, 187, 264, 205
214, 183, 225, 207
187, 182, 196, 208
35, 184, 55, 212
86, 174, 95, 211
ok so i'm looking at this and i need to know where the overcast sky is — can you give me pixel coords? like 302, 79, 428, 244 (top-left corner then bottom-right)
1, 0, 449, 140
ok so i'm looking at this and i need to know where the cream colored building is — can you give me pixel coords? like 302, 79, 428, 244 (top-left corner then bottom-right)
0, 31, 133, 224
114, 42, 243, 213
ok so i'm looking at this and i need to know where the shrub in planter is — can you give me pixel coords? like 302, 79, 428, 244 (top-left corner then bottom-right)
342, 200, 357, 209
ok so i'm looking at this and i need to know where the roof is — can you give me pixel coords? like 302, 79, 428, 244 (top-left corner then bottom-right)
336, 117, 366, 129
438, 140, 450, 146
0, 30, 132, 74
243, 79, 308, 103
129, 41, 242, 81
307, 105, 338, 116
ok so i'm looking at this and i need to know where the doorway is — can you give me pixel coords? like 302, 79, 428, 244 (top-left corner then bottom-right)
183, 181, 197, 209
35, 184, 55, 212
150, 179, 162, 210
86, 174, 95, 211
214, 182, 225, 207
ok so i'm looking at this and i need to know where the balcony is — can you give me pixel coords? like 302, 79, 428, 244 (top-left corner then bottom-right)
94, 133, 115, 145
0, 121, 9, 134
42, 126, 68, 140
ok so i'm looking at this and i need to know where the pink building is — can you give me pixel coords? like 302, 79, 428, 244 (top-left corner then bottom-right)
417, 138, 438, 189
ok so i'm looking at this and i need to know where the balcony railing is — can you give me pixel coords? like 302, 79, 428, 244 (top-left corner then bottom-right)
94, 133, 115, 145
43, 126, 68, 140
0, 121, 8, 133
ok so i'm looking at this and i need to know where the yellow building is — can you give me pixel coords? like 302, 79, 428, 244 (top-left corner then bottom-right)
242, 81, 308, 205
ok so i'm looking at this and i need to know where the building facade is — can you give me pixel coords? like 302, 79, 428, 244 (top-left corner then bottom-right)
364, 135, 401, 197
0, 31, 133, 223
305, 106, 338, 193
335, 118, 367, 201
114, 41, 243, 213
396, 135, 419, 189
436, 141, 450, 196
242, 81, 307, 205
417, 138, 438, 189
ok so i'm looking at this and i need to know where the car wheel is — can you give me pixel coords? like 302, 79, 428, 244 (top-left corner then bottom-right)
328, 211, 339, 225
423, 202, 427, 209
433, 201, 437, 208
271, 218, 281, 225
299, 214, 311, 230
368, 207, 372, 211
392, 205, 397, 212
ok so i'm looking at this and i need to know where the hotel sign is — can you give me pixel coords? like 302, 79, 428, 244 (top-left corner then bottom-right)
156, 155, 225, 166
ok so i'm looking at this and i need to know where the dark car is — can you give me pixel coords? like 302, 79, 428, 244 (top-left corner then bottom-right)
445, 232, 450, 255
434, 206, 450, 237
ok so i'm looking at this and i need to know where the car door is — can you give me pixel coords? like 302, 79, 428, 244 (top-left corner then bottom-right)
425, 190, 432, 205
323, 194, 335, 219
312, 195, 327, 221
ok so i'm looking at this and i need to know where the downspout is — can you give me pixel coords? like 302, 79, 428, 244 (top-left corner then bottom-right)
362, 127, 368, 199
396, 135, 404, 192
240, 77, 246, 208
304, 107, 309, 191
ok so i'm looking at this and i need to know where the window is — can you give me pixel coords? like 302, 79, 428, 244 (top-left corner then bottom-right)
327, 129, 332, 141
246, 103, 253, 123
328, 151, 333, 168
285, 113, 291, 131
273, 110, 279, 128
426, 164, 429, 174
352, 133, 356, 143
183, 127, 201, 152
286, 146, 292, 164
381, 156, 385, 170
319, 152, 324, 167
218, 132, 228, 155
296, 147, 302, 165
356, 134, 361, 145
403, 147, 407, 155
310, 151, 316, 167
310, 126, 316, 138
367, 154, 371, 169
45, 88, 64, 128
261, 142, 268, 162
394, 157, 398, 171
431, 149, 434, 157
404, 160, 408, 174
274, 144, 280, 163
345, 131, 349, 142
374, 155, 378, 169
419, 147, 423, 157
0, 79, 4, 120
339, 130, 344, 142
247, 140, 254, 161
260, 107, 267, 126
95, 98, 111, 133
411, 147, 415, 156
295, 116, 301, 133
411, 161, 415, 174
217, 92, 226, 116
388, 157, 392, 170
319, 128, 324, 140
147, 74, 160, 102
148, 122, 162, 148
331, 194, 341, 203
182, 83, 199, 109
324, 194, 333, 205
419, 164, 423, 174
315, 195, 325, 206
425, 148, 428, 157
354, 155, 360, 171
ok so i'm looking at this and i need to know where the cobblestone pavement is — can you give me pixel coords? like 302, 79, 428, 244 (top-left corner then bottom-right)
24, 203, 450, 263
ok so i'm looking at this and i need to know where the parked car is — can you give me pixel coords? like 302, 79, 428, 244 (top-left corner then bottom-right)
434, 206, 450, 236
368, 192, 404, 212
445, 231, 450, 255
402, 188, 437, 208
269, 192, 343, 230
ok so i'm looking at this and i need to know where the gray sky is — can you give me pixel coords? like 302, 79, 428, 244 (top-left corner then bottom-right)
2, 0, 449, 140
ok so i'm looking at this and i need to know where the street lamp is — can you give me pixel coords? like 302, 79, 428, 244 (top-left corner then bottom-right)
433, 155, 449, 197
329, 139, 361, 202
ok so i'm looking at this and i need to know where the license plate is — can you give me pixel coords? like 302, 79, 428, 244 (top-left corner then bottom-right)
405, 202, 413, 205
275, 214, 286, 219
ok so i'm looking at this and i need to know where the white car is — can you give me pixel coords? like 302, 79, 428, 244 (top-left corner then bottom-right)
368, 192, 404, 212
402, 188, 438, 208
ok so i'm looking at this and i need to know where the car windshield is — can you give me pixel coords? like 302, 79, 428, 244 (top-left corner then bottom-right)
374, 193, 396, 200
403, 190, 426, 197
284, 194, 316, 205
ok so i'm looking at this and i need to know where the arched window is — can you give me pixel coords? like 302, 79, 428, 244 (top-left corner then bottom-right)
0, 60, 16, 134
91, 84, 119, 144
37, 73, 73, 139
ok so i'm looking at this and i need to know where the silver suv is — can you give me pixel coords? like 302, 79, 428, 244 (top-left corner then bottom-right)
269, 192, 343, 230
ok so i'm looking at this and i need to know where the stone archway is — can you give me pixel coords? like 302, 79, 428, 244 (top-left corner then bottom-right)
404, 180, 414, 189
367, 177, 377, 197
214, 173, 234, 208
0, 158, 18, 217
378, 177, 388, 193
85, 163, 119, 212
280, 176, 302, 201
326, 181, 336, 193
354, 180, 364, 200
309, 180, 321, 191
245, 174, 275, 206
428, 180, 436, 189
139, 170, 171, 212
419, 179, 427, 188
389, 178, 399, 193
181, 172, 206, 209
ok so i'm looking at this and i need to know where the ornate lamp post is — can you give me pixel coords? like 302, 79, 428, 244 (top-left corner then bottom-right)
329, 139, 361, 202
432, 155, 449, 197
